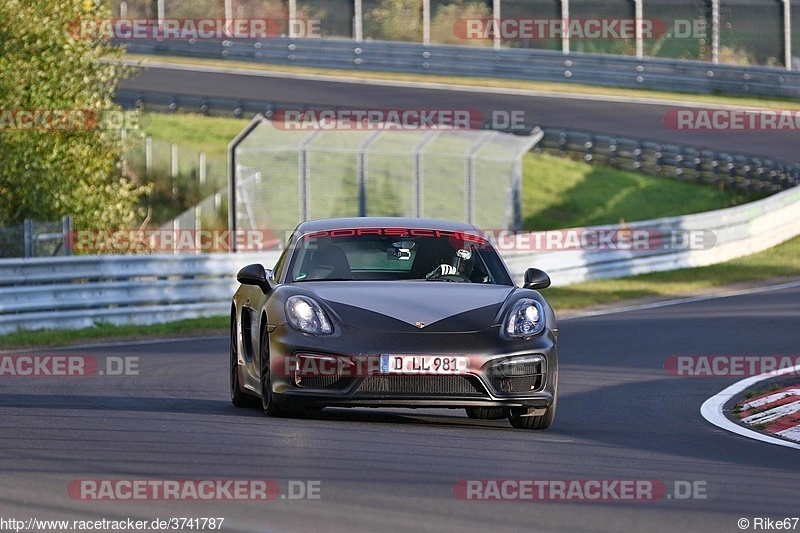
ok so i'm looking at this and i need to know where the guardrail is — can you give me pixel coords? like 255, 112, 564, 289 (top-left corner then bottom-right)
503, 185, 800, 286
0, 251, 280, 335
537, 128, 800, 193
118, 37, 800, 98
2, 180, 799, 334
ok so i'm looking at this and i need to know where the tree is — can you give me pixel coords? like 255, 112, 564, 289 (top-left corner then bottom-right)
0, 0, 145, 231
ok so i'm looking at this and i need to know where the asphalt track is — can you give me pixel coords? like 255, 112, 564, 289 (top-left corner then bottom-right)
121, 64, 800, 162
1, 285, 799, 532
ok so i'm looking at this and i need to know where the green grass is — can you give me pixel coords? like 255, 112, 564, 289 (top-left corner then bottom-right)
141, 113, 246, 159
126, 54, 800, 111
0, 317, 227, 351
521, 153, 749, 230
545, 234, 800, 311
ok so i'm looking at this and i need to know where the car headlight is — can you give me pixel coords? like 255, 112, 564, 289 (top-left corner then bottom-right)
285, 296, 333, 335
504, 299, 545, 338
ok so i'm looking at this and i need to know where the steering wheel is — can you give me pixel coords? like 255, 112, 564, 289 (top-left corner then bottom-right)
427, 273, 471, 282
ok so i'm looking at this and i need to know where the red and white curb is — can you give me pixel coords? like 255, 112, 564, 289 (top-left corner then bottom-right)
701, 364, 800, 450
737, 387, 800, 441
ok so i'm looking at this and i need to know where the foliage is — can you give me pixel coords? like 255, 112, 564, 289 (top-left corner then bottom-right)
0, 0, 146, 231
365, 0, 491, 44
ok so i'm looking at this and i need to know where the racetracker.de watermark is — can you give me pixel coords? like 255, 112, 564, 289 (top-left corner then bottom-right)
452, 18, 707, 40
453, 479, 707, 500
0, 109, 144, 131
67, 479, 321, 500
485, 228, 716, 252
0, 355, 139, 377
69, 18, 320, 40
664, 108, 800, 131
664, 356, 800, 377
70, 230, 280, 253
270, 109, 485, 131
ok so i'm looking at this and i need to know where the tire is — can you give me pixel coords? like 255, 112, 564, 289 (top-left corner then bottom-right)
230, 317, 257, 408
508, 402, 556, 430
465, 407, 508, 420
260, 326, 300, 417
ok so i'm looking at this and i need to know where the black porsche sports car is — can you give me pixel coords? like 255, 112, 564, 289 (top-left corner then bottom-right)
230, 217, 558, 429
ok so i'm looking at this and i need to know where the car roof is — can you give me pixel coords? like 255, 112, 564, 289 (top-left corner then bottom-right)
295, 217, 481, 234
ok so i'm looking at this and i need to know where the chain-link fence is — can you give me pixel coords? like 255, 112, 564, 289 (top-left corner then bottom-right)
0, 217, 73, 259
227, 116, 541, 246
124, 133, 227, 194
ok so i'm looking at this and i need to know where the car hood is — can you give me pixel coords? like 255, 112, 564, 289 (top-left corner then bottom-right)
302, 281, 516, 333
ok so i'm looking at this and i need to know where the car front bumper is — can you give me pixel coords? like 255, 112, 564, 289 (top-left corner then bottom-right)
266, 323, 558, 411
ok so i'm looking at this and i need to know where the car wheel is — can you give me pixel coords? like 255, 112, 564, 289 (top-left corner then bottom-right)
259, 326, 299, 418
230, 317, 256, 408
508, 399, 556, 430
465, 407, 508, 420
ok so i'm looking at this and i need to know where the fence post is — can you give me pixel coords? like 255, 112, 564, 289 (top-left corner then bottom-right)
493, 0, 501, 51
199, 152, 207, 186
467, 132, 495, 224
354, 0, 363, 42
62, 215, 73, 256
194, 205, 202, 254
561, 0, 570, 54
783, 0, 792, 70
157, 0, 165, 31
423, 0, 431, 46
357, 131, 382, 217
710, 0, 719, 64
412, 131, 440, 218
289, 0, 297, 38
634, 0, 643, 59
145, 136, 152, 173
299, 131, 321, 222
23, 219, 34, 258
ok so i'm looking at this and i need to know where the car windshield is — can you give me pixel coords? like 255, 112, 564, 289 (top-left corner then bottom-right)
287, 228, 512, 285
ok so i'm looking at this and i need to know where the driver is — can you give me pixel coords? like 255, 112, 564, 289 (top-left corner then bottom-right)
425, 244, 475, 280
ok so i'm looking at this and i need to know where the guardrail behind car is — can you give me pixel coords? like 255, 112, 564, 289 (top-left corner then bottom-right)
117, 37, 800, 99
2, 182, 799, 334
0, 251, 279, 335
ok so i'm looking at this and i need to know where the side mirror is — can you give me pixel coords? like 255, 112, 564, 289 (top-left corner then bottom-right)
523, 268, 551, 290
237, 263, 273, 292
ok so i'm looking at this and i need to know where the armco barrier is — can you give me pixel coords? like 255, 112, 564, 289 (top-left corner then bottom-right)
2, 184, 799, 334
503, 185, 800, 286
118, 37, 800, 99
0, 251, 280, 335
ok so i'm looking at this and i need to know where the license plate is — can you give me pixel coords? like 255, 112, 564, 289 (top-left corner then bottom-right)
379, 354, 469, 375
